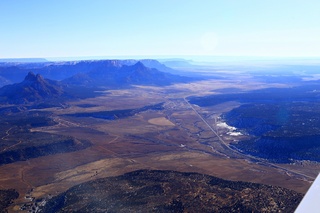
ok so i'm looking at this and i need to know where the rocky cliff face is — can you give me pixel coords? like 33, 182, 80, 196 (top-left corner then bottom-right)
42, 170, 303, 212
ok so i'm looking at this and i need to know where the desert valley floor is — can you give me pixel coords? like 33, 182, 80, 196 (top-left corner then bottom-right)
1, 77, 318, 212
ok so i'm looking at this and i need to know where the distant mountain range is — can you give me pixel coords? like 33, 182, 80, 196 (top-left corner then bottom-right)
0, 60, 194, 104
63, 61, 191, 87
0, 59, 196, 85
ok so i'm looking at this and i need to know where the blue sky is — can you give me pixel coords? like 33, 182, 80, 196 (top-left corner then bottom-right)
1, 0, 320, 59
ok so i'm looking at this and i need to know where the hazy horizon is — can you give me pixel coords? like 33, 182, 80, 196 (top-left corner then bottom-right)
1, 0, 320, 59
1, 55, 320, 66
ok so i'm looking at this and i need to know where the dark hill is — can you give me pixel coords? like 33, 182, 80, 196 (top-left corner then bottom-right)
42, 170, 302, 213
0, 72, 64, 104
0, 189, 19, 213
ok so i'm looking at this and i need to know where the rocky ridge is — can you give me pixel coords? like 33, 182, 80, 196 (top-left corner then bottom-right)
42, 169, 303, 212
